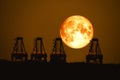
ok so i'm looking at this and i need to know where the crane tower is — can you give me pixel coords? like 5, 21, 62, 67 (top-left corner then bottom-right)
11, 37, 28, 62
50, 38, 66, 64
86, 38, 103, 64
31, 37, 47, 63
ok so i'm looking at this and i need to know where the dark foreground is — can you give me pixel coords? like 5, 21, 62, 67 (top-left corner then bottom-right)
0, 59, 120, 79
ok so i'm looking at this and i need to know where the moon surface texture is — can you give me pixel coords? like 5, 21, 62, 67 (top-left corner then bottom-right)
60, 15, 94, 49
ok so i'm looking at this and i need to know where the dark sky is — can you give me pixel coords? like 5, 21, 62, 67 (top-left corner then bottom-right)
0, 0, 120, 64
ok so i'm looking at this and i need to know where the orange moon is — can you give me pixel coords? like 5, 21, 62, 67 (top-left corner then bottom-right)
60, 15, 94, 49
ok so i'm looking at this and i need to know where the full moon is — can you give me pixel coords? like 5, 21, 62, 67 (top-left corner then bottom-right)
60, 15, 94, 49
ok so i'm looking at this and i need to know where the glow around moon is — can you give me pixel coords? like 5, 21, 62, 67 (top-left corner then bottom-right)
60, 15, 94, 49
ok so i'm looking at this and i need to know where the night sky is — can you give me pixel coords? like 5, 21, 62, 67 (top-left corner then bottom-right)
0, 0, 120, 64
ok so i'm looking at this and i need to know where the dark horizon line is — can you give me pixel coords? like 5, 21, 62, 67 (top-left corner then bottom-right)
0, 59, 119, 64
